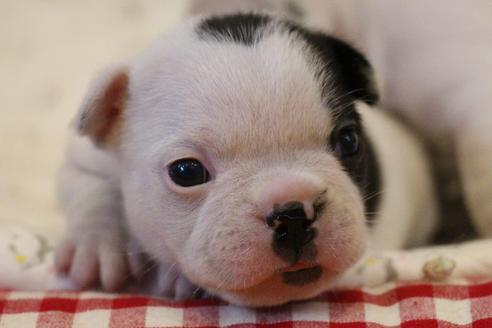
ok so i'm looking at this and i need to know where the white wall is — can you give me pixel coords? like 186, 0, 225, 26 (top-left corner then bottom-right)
0, 0, 188, 237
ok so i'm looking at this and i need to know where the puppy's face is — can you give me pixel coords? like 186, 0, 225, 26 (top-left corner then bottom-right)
82, 14, 380, 306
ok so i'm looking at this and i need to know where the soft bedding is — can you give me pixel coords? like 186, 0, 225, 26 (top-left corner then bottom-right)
2, 226, 492, 327
2, 282, 492, 327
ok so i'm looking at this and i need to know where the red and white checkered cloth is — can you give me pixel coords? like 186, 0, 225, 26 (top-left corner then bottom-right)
2, 281, 492, 327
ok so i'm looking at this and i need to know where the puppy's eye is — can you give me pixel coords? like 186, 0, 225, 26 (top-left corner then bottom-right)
335, 127, 360, 158
168, 159, 210, 187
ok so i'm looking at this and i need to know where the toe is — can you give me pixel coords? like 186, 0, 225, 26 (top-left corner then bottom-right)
174, 276, 198, 300
69, 247, 99, 289
99, 244, 128, 291
54, 239, 75, 273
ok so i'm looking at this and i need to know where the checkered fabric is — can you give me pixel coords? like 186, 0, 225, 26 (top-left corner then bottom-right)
1, 281, 492, 327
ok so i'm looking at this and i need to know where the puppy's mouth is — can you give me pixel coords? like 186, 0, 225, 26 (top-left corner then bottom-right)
208, 262, 324, 294
279, 262, 323, 286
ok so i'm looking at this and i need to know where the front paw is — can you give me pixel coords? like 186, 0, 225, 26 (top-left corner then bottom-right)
154, 263, 204, 301
54, 231, 129, 291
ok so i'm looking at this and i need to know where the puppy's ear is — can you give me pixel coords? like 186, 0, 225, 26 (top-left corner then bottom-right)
329, 38, 379, 106
295, 28, 379, 105
76, 65, 129, 149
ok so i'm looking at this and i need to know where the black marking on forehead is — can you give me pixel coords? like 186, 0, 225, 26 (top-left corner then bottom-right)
197, 13, 272, 46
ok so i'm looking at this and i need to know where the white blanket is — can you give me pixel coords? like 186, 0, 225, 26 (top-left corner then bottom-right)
2, 225, 492, 293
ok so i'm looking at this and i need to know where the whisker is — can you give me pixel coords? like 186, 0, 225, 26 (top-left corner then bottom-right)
192, 286, 202, 297
162, 262, 177, 281
138, 261, 158, 279
365, 211, 381, 216
329, 89, 364, 107
363, 189, 386, 202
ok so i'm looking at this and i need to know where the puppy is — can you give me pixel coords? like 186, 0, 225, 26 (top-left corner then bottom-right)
55, 12, 437, 306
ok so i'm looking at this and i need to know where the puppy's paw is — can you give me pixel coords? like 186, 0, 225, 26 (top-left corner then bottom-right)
154, 263, 203, 301
55, 231, 129, 291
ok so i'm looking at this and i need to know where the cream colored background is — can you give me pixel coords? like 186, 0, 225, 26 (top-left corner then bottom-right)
0, 1, 188, 237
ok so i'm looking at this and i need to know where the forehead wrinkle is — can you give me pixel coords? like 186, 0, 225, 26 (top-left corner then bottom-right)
187, 113, 332, 162
129, 22, 339, 161
169, 33, 336, 160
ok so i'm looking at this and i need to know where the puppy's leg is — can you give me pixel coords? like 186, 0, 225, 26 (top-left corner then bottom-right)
56, 65, 135, 291
55, 136, 129, 291
456, 123, 492, 236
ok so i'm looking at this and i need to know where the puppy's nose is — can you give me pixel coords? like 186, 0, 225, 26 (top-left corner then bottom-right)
255, 175, 321, 220
267, 201, 318, 264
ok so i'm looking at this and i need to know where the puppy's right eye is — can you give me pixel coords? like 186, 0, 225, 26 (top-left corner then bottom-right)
168, 158, 210, 187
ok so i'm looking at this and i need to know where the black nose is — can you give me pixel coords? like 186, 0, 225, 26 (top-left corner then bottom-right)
267, 201, 317, 264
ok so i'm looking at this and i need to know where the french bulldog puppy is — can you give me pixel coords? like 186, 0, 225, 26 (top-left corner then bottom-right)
55, 12, 437, 306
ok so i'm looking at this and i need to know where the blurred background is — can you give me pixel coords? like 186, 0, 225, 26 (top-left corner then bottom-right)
0, 1, 188, 237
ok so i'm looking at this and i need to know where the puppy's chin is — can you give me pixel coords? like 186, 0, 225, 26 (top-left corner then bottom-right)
180, 230, 367, 306
209, 265, 347, 307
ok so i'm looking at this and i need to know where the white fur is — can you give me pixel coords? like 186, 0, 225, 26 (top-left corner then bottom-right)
359, 103, 437, 250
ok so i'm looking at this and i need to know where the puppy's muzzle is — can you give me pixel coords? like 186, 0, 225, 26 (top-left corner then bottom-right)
267, 201, 320, 264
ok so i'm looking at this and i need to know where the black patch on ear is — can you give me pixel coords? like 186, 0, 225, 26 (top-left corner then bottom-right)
286, 24, 379, 107
197, 13, 272, 46
329, 107, 381, 223
329, 38, 379, 106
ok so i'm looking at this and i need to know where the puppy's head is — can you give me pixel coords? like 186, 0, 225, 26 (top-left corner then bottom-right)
78, 14, 380, 306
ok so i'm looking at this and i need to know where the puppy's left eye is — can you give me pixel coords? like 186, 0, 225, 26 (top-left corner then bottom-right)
168, 158, 211, 187
335, 127, 360, 158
